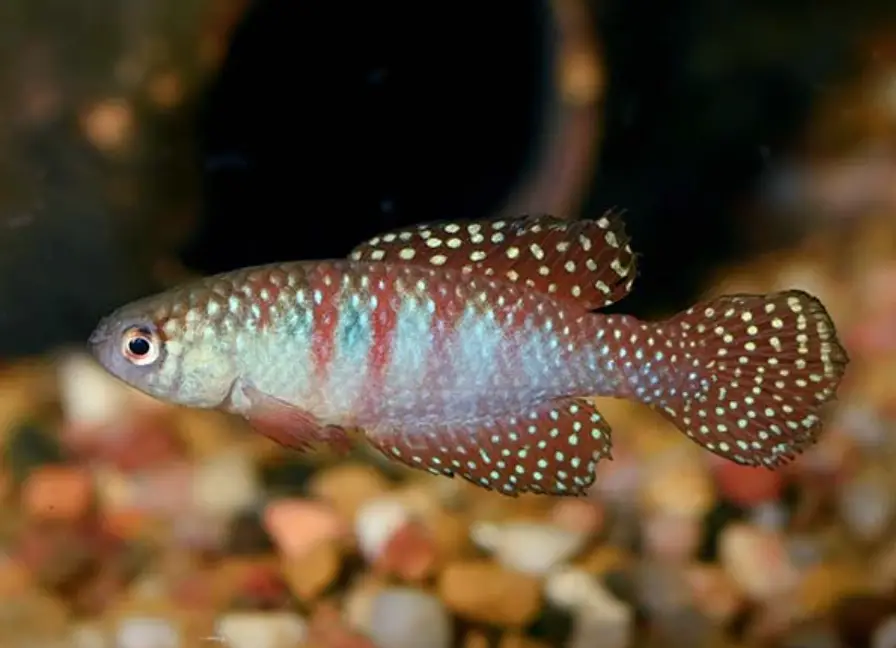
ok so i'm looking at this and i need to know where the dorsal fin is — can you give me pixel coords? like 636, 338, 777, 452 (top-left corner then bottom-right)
348, 212, 638, 310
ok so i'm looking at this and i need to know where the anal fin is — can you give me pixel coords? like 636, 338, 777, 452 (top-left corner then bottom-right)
364, 398, 614, 497
240, 385, 351, 454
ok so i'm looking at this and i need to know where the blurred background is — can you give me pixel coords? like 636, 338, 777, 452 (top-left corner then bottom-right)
1, 0, 896, 646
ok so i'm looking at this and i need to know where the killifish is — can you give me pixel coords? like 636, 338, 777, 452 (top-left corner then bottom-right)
88, 213, 849, 497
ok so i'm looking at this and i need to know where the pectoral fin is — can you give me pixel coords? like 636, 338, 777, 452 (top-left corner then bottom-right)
241, 385, 351, 453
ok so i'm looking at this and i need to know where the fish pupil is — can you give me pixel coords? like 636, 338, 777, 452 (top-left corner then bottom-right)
127, 336, 151, 356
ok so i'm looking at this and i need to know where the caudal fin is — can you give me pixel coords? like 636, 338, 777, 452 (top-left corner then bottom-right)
650, 290, 849, 468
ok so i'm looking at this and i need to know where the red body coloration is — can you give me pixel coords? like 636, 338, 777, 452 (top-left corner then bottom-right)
245, 213, 846, 495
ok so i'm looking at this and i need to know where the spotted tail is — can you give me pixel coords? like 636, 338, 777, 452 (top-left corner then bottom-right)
634, 290, 849, 468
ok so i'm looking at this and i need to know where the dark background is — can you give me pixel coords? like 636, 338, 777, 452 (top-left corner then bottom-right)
0, 0, 880, 356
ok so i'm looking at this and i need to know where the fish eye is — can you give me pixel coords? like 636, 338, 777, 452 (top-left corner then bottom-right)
120, 326, 161, 366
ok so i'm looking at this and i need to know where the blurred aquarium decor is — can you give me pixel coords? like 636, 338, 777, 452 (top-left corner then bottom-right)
0, 0, 895, 646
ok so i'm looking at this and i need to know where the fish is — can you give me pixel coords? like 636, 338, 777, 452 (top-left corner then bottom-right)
88, 212, 849, 497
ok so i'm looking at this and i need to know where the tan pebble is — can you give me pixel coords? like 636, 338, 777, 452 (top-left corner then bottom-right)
463, 630, 490, 648
173, 409, 235, 458
264, 498, 347, 559
719, 523, 800, 600
22, 464, 93, 521
0, 557, 33, 600
684, 564, 744, 624
343, 574, 387, 632
575, 545, 632, 575
69, 621, 109, 648
550, 498, 604, 536
215, 611, 307, 648
391, 484, 443, 517
0, 591, 70, 642
871, 541, 896, 591
631, 417, 687, 457
308, 464, 392, 520
798, 562, 867, 618
640, 453, 715, 518
500, 634, 550, 648
93, 467, 136, 512
430, 511, 472, 562
465, 487, 545, 522
193, 450, 261, 517
439, 560, 542, 627
511, 493, 556, 518
0, 466, 9, 505
282, 542, 341, 602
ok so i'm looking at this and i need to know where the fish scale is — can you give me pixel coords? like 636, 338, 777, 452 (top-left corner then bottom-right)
89, 211, 849, 497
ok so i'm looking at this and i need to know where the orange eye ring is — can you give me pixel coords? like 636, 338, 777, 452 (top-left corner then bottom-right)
121, 326, 161, 366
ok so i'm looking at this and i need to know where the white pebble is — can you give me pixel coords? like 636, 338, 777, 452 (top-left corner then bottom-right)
569, 611, 633, 648
367, 588, 452, 648
215, 612, 307, 648
749, 501, 788, 531
545, 568, 633, 648
69, 623, 107, 648
470, 521, 587, 576
838, 405, 888, 450
545, 567, 629, 620
838, 471, 894, 542
355, 496, 414, 562
128, 572, 169, 600
719, 524, 800, 600
192, 450, 262, 517
544, 567, 601, 609
58, 352, 133, 427
115, 617, 179, 648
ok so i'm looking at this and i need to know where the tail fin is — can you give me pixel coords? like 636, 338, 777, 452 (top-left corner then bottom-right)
649, 290, 849, 468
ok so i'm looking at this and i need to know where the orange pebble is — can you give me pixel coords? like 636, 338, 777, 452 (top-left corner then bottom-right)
101, 509, 147, 540
263, 498, 347, 558
713, 461, 784, 508
22, 465, 93, 521
374, 521, 438, 582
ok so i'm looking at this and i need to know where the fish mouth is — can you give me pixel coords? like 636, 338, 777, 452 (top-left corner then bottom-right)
87, 317, 116, 358
87, 324, 109, 348
87, 328, 106, 346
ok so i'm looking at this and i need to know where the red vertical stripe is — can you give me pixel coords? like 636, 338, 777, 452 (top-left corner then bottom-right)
367, 275, 396, 375
308, 263, 343, 380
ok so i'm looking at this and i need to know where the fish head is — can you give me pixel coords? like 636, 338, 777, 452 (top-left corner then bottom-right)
88, 291, 239, 409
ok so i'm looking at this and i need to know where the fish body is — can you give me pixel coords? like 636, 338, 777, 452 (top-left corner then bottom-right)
89, 213, 849, 496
